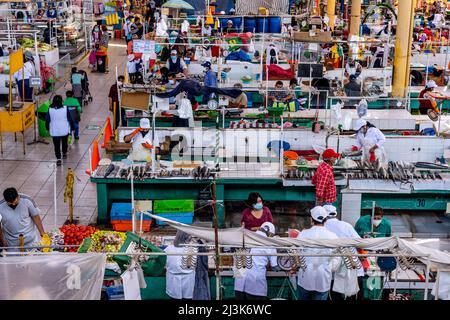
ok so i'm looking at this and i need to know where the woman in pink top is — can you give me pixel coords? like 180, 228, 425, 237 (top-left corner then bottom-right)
241, 192, 273, 231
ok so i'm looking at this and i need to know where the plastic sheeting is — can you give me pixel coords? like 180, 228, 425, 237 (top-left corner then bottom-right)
147, 213, 450, 268
0, 253, 106, 300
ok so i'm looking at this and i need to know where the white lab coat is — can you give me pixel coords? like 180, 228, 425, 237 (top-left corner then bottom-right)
345, 61, 361, 76
355, 126, 387, 165
127, 130, 159, 162
181, 20, 190, 34
234, 231, 278, 297
156, 19, 168, 37
296, 226, 340, 293
164, 245, 196, 299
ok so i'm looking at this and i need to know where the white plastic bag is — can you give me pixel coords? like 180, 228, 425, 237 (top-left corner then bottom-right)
333, 261, 360, 298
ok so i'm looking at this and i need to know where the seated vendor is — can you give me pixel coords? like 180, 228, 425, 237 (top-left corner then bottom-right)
225, 20, 237, 34
267, 81, 292, 107
166, 50, 188, 77
124, 118, 159, 162
228, 83, 248, 108
344, 74, 362, 97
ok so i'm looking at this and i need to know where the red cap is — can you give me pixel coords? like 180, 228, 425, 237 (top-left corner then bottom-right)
322, 148, 340, 159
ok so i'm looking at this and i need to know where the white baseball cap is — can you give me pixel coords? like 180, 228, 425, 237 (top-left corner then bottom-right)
170, 50, 177, 55
260, 222, 275, 235
139, 118, 151, 129
426, 80, 437, 89
353, 118, 367, 131
227, 20, 233, 24
323, 204, 337, 217
310, 206, 329, 223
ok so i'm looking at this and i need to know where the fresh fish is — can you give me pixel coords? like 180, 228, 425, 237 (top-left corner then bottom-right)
103, 164, 115, 178
435, 172, 442, 180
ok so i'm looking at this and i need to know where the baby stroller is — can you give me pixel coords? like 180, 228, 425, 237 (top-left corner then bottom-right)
79, 69, 93, 106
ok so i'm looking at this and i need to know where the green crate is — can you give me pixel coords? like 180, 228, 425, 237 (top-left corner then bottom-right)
153, 200, 194, 214
112, 232, 166, 277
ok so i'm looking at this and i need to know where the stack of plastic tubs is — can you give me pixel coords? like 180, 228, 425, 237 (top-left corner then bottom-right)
153, 200, 195, 226
110, 203, 152, 232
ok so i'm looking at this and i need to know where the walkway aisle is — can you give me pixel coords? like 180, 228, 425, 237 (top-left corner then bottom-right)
0, 40, 127, 231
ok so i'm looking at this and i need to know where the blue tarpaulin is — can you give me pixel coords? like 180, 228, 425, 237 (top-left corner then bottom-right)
185, 0, 206, 12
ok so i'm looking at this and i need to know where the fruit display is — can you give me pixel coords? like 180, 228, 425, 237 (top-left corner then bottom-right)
0, 57, 10, 75
88, 231, 127, 260
59, 224, 97, 252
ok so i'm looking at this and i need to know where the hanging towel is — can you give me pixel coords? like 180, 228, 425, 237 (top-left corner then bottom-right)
193, 244, 211, 300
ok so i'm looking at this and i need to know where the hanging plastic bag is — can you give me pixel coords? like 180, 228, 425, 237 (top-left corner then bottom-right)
332, 261, 360, 298
357, 99, 368, 118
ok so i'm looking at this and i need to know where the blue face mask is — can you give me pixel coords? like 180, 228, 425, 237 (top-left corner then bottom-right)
253, 203, 263, 210
171, 56, 177, 62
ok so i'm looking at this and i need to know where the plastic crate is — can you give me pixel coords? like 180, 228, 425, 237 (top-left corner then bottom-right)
111, 220, 151, 232
106, 286, 124, 300
155, 212, 194, 226
153, 200, 194, 214
110, 203, 152, 221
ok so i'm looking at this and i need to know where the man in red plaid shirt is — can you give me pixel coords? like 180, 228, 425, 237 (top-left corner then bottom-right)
312, 148, 340, 205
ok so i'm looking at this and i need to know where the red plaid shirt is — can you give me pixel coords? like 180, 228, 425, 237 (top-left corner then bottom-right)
311, 162, 336, 203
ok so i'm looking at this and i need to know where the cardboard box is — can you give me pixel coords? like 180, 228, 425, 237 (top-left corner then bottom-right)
291, 31, 332, 43
121, 92, 150, 111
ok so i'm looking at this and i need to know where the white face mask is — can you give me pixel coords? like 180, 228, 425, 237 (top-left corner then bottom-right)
373, 219, 382, 227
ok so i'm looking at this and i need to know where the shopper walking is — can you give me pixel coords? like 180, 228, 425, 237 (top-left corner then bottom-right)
99, 25, 110, 72
0, 187, 46, 250
45, 95, 75, 166
71, 67, 85, 107
63, 90, 81, 140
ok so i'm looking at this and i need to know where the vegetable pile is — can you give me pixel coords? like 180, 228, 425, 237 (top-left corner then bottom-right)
88, 231, 126, 254
60, 224, 97, 252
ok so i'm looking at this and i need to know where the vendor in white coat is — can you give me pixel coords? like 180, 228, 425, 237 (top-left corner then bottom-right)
352, 119, 387, 165
324, 205, 364, 300
164, 231, 196, 300
234, 222, 279, 300
123, 118, 159, 162
295, 206, 339, 300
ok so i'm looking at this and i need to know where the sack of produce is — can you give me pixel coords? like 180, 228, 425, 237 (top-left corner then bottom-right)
112, 232, 166, 277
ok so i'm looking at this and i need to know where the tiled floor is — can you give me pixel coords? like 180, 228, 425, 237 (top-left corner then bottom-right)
0, 40, 127, 231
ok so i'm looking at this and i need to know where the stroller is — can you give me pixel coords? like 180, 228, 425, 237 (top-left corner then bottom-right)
78, 69, 93, 106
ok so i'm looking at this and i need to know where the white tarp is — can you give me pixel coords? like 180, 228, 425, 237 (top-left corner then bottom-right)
147, 213, 450, 268
0, 253, 106, 300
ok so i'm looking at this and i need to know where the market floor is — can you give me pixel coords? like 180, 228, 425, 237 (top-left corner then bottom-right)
0, 40, 127, 232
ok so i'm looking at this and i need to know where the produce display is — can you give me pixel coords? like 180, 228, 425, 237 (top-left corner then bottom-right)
60, 224, 97, 252
87, 231, 127, 260
19, 38, 54, 52
0, 57, 10, 75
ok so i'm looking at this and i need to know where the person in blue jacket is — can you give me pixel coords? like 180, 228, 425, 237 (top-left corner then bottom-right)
202, 61, 217, 88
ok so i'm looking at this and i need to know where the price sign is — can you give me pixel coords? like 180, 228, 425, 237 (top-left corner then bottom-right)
132, 40, 155, 54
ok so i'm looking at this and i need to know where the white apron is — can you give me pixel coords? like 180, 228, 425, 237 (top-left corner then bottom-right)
360, 135, 387, 166
127, 131, 156, 162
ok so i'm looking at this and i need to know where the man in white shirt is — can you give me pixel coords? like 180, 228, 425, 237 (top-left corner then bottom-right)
324, 205, 364, 300
295, 206, 339, 300
13, 51, 36, 102
234, 222, 279, 300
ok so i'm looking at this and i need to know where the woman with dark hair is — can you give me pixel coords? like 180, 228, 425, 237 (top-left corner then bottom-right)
45, 95, 75, 166
164, 231, 196, 300
241, 192, 273, 231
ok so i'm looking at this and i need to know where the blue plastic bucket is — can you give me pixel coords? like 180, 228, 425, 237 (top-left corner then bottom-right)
243, 17, 256, 32
219, 18, 229, 31
256, 17, 269, 33
232, 17, 242, 30
268, 16, 282, 33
